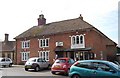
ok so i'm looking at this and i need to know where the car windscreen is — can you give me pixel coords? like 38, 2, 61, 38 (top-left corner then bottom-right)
108, 62, 120, 71
0, 58, 3, 61
28, 58, 37, 62
55, 59, 66, 63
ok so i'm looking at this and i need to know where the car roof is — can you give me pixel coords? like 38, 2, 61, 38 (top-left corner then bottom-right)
0, 57, 11, 59
0, 57, 12, 60
58, 57, 71, 60
77, 60, 111, 64
28, 57, 43, 59
0, 57, 3, 60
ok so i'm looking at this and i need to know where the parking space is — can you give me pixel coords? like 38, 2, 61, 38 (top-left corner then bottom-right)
0, 65, 68, 78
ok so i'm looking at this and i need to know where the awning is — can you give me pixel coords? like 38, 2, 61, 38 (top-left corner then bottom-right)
55, 47, 92, 52
66, 47, 92, 52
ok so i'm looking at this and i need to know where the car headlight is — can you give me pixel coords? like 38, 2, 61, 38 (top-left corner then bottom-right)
63, 65, 67, 68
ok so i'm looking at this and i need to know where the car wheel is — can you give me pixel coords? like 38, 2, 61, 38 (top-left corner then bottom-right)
9, 63, 12, 67
2, 65, 6, 68
35, 66, 40, 72
64, 69, 70, 76
72, 74, 81, 78
47, 64, 50, 69
25, 68, 28, 71
51, 71, 56, 75
67, 69, 70, 73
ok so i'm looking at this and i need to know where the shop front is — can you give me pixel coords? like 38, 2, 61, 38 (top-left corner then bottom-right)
55, 47, 94, 61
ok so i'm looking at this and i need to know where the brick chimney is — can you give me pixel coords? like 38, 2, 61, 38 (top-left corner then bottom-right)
79, 14, 83, 20
4, 33, 9, 42
37, 14, 46, 26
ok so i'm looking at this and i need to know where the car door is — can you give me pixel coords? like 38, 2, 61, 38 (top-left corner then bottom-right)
91, 62, 118, 78
75, 62, 96, 77
41, 59, 48, 68
68, 59, 75, 68
37, 58, 44, 68
1, 58, 6, 66
5, 58, 11, 66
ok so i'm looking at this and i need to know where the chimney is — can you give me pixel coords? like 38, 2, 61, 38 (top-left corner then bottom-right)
79, 14, 83, 20
37, 14, 46, 26
4, 33, 9, 42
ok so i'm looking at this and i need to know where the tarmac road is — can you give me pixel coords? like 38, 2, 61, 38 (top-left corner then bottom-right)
0, 65, 69, 78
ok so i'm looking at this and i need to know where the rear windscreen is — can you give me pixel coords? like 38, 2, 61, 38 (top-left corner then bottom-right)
55, 59, 66, 63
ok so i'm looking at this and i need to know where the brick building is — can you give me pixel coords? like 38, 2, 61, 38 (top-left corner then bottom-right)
0, 34, 16, 64
15, 14, 117, 64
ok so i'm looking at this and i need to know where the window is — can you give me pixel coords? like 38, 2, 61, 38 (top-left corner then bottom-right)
1, 59, 5, 62
2, 54, 5, 57
21, 52, 30, 61
75, 62, 94, 69
39, 51, 49, 61
68, 59, 75, 64
72, 37, 76, 45
39, 38, 49, 48
46, 39, 49, 46
21, 40, 30, 49
55, 59, 66, 63
93, 62, 113, 72
37, 58, 42, 62
80, 36, 83, 44
6, 58, 10, 61
71, 35, 85, 49
76, 36, 79, 44
7, 53, 11, 58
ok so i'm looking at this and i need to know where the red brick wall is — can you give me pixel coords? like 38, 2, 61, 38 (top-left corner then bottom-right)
85, 30, 107, 60
16, 39, 22, 64
30, 38, 39, 57
16, 29, 116, 64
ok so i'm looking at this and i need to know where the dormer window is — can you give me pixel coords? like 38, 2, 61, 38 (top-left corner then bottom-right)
71, 35, 85, 49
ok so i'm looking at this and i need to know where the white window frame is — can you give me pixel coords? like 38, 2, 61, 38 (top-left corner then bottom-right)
21, 40, 30, 49
38, 51, 49, 61
21, 52, 30, 61
39, 38, 49, 48
71, 35, 85, 49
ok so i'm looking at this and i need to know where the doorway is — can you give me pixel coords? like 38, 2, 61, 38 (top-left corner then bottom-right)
75, 51, 90, 60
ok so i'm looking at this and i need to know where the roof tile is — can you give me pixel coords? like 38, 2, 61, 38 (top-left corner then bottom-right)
15, 18, 93, 39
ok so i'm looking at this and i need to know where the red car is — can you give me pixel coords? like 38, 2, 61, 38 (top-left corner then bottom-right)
51, 58, 75, 75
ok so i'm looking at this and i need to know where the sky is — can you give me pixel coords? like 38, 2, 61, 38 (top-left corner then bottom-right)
0, 0, 119, 45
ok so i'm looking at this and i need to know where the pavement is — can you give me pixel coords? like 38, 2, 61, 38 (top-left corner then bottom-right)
12, 65, 25, 68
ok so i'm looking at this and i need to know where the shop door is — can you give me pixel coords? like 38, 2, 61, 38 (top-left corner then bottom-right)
75, 52, 89, 60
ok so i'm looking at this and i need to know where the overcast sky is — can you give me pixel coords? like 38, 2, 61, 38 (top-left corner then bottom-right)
0, 0, 119, 44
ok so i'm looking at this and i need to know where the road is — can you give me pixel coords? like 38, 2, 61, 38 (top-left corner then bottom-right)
0, 65, 69, 78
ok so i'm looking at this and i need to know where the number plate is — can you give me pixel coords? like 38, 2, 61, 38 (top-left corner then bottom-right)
26, 66, 31, 68
55, 65, 60, 68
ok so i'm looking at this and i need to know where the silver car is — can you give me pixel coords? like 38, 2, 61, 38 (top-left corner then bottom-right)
0, 57, 13, 67
25, 57, 50, 71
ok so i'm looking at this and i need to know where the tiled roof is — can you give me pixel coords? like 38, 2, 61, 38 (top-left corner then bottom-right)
2, 41, 15, 52
15, 17, 93, 39
14, 16, 116, 46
